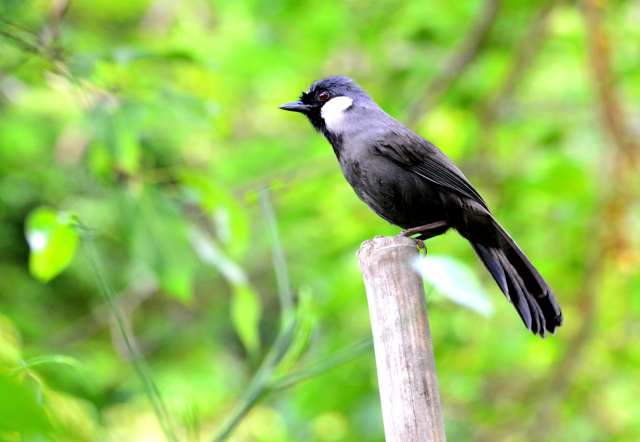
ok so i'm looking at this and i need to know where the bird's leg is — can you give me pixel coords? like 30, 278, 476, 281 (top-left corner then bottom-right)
400, 220, 448, 237
401, 221, 448, 255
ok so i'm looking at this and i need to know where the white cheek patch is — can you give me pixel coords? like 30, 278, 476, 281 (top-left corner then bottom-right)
320, 96, 353, 132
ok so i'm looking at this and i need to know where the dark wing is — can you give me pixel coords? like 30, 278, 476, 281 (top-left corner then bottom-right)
374, 128, 488, 210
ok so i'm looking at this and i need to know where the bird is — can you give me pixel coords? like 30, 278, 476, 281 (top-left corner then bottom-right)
280, 75, 562, 336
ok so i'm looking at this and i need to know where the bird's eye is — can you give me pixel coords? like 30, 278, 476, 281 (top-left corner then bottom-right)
317, 91, 331, 102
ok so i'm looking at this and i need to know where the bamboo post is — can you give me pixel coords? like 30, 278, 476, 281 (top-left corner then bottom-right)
357, 236, 446, 442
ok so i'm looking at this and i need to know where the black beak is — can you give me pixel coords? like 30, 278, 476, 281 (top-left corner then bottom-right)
279, 101, 314, 113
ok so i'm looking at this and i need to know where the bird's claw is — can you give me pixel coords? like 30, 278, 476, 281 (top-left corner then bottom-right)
398, 230, 427, 254
416, 239, 427, 255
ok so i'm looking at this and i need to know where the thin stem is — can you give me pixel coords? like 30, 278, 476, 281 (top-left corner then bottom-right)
271, 338, 373, 391
259, 189, 294, 326
212, 320, 298, 442
80, 228, 179, 442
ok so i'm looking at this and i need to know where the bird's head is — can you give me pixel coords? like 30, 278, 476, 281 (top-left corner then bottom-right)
279, 76, 377, 138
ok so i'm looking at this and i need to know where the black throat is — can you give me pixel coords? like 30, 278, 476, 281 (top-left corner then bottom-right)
306, 110, 344, 160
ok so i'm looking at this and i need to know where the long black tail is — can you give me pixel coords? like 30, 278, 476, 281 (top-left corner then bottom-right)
469, 218, 563, 336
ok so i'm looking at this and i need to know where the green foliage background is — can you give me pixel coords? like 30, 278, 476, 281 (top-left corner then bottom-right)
1, 0, 639, 440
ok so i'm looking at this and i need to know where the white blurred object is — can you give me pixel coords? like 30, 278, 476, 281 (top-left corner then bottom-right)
412, 254, 494, 316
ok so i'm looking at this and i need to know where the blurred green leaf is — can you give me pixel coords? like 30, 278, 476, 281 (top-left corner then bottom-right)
180, 171, 251, 258
414, 254, 494, 316
25, 207, 79, 282
276, 287, 316, 373
0, 373, 51, 435
160, 263, 193, 302
0, 315, 22, 367
189, 227, 248, 285
231, 284, 262, 357
115, 122, 140, 175
129, 188, 197, 302
189, 225, 261, 354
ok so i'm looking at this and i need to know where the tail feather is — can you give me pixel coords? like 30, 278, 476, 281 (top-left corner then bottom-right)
470, 219, 562, 336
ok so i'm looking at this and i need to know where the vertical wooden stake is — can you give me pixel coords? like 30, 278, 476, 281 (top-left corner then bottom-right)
358, 236, 446, 442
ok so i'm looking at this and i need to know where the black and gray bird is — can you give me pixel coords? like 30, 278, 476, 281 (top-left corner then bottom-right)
280, 76, 562, 336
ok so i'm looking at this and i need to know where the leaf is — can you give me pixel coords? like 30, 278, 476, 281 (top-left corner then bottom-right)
0, 315, 22, 367
189, 227, 247, 286
25, 207, 79, 282
413, 255, 494, 316
276, 287, 316, 373
45, 390, 99, 441
160, 263, 193, 302
231, 284, 262, 357
179, 172, 251, 258
0, 373, 51, 434
189, 227, 260, 354
115, 124, 140, 175
14, 355, 81, 375
129, 189, 196, 302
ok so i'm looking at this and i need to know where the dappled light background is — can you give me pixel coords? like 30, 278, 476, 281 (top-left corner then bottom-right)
1, 0, 639, 441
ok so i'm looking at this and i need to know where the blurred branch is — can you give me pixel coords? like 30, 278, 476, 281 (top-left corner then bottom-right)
40, 0, 70, 47
0, 13, 65, 62
543, 0, 639, 387
470, 0, 559, 176
140, 0, 180, 34
0, 15, 89, 107
583, 0, 638, 165
405, 0, 501, 127
0, 18, 42, 55
479, 0, 559, 129
481, 3, 637, 439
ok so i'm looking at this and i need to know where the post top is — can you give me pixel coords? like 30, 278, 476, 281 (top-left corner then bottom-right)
357, 235, 418, 260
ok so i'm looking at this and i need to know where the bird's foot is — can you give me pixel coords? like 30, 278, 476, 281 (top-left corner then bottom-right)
400, 221, 448, 237
415, 239, 427, 255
